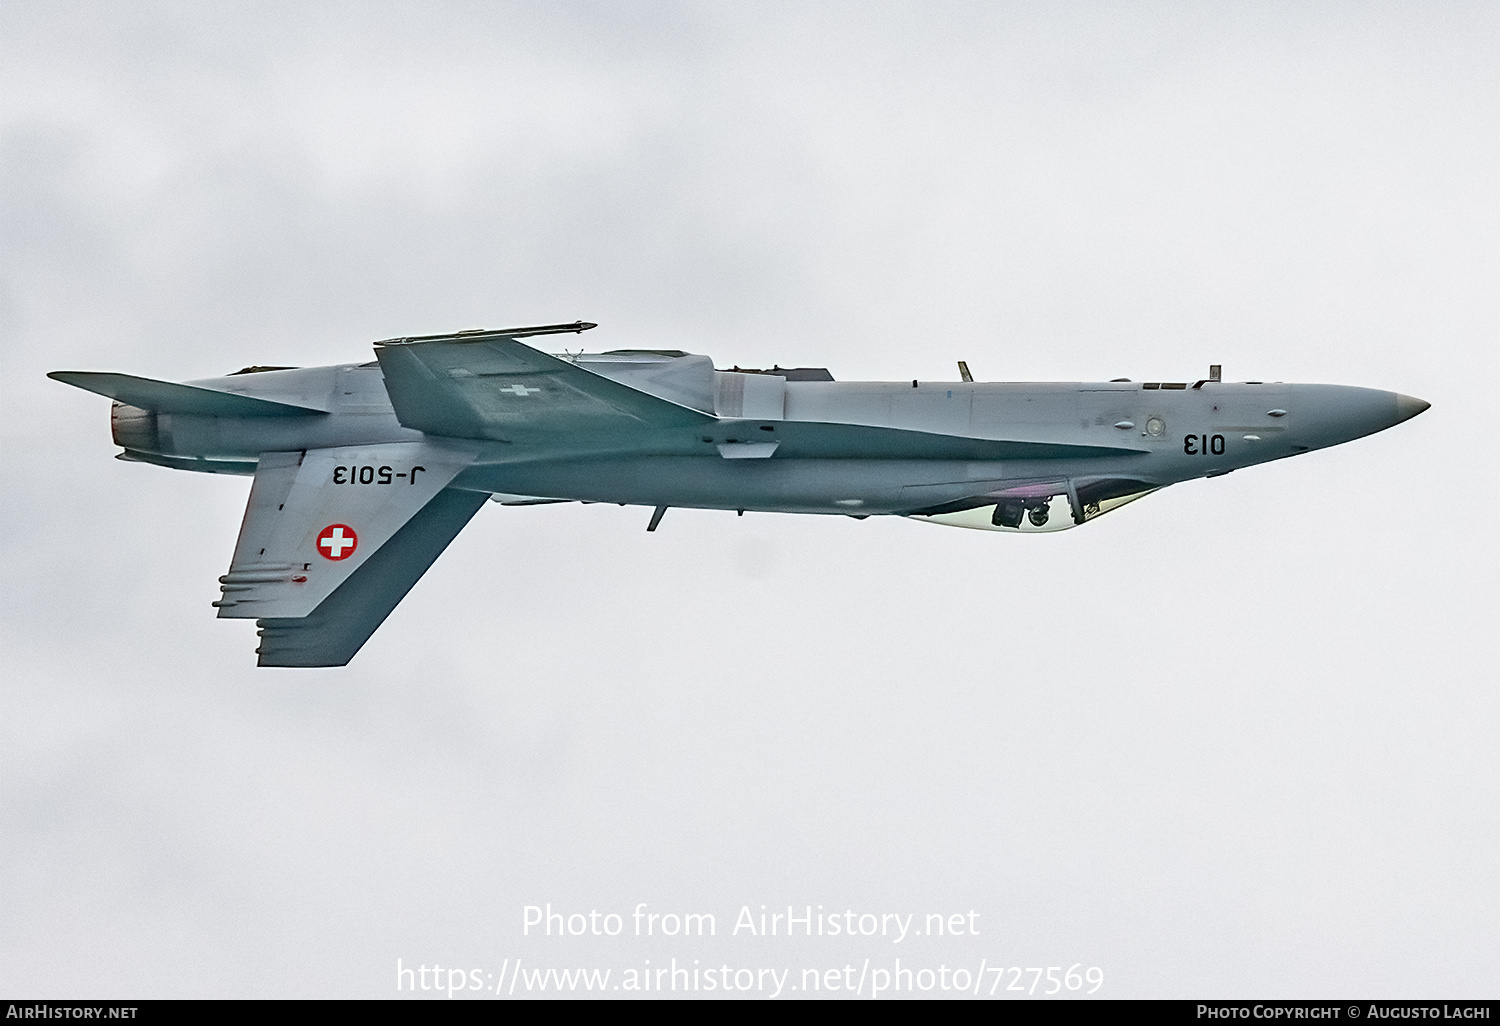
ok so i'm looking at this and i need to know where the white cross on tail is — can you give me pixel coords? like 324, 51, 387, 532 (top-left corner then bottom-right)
319, 527, 355, 557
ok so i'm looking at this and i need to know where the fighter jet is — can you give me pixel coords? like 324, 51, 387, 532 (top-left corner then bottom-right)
49, 322, 1429, 667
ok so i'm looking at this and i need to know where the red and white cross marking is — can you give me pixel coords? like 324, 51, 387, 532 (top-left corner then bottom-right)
316, 524, 358, 560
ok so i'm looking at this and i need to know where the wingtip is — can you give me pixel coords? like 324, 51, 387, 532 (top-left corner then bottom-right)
376, 321, 600, 346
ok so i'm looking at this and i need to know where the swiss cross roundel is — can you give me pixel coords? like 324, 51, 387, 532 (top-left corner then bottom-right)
316, 524, 358, 561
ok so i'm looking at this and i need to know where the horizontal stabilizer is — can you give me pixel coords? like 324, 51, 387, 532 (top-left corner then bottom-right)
48, 371, 327, 417
255, 487, 488, 667
117, 449, 258, 476
375, 332, 713, 442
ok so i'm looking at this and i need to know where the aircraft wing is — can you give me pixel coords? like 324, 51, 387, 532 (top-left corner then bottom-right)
213, 440, 478, 625
374, 331, 713, 442
253, 487, 488, 667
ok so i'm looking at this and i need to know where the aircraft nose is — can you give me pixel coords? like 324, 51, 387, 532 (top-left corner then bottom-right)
1394, 394, 1431, 423
1285, 384, 1430, 450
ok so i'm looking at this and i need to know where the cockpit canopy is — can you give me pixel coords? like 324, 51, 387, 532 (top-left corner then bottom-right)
908, 477, 1160, 533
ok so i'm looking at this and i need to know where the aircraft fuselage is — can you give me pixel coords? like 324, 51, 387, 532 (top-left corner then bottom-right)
52, 328, 1427, 664
111, 362, 1424, 519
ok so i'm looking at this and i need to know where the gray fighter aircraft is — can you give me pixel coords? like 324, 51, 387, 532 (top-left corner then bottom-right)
50, 322, 1428, 667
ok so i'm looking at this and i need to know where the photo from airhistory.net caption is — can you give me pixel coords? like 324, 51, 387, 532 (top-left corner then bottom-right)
4, 1001, 1497, 1015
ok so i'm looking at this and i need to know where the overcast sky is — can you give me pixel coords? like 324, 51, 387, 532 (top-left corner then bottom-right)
2, 0, 1496, 999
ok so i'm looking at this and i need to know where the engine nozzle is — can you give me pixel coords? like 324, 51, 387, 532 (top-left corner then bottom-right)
110, 402, 160, 453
